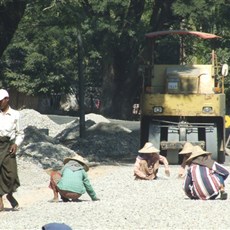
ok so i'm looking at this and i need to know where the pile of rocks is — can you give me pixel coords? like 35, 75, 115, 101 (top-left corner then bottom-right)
18, 109, 140, 169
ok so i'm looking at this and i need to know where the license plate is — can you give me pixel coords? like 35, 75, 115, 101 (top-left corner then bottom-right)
168, 82, 178, 89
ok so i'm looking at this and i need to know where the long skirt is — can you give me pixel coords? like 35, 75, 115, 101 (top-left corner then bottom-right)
0, 137, 20, 196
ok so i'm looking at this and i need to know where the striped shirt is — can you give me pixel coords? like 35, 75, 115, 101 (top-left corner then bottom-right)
183, 162, 229, 200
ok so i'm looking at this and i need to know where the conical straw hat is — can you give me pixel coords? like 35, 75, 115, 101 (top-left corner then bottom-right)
63, 154, 89, 172
186, 145, 211, 162
179, 142, 194, 155
138, 142, 160, 154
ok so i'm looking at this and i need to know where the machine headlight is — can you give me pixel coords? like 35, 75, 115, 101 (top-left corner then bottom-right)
153, 106, 163, 113
202, 106, 213, 113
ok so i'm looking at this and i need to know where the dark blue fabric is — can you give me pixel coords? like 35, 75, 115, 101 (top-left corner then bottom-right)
215, 173, 225, 185
42, 223, 72, 230
215, 163, 229, 180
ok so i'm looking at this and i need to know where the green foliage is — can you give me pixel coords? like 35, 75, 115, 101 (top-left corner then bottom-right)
1, 0, 148, 96
172, 0, 230, 34
1, 0, 230, 116
0, 0, 15, 4
1, 4, 80, 95
172, 0, 222, 30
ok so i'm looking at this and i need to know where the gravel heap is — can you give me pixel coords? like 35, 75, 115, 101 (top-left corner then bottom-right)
18, 109, 140, 169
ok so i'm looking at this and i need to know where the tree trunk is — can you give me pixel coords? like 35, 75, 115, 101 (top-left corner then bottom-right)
0, 1, 26, 57
101, 48, 142, 120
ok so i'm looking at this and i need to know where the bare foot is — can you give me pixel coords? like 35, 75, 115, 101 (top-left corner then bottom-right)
49, 198, 59, 203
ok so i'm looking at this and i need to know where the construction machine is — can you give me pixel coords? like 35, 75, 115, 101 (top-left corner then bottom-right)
139, 30, 228, 164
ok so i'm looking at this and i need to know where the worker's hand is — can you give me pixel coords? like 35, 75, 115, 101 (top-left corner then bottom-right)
178, 167, 185, 178
9, 144, 17, 156
165, 168, 170, 177
92, 197, 100, 201
178, 173, 185, 178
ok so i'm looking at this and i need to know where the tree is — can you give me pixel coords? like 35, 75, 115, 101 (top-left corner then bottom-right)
1, 0, 230, 119
77, 0, 178, 119
172, 0, 230, 107
2, 0, 178, 119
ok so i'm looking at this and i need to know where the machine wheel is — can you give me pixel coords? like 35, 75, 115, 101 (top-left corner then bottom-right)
163, 125, 180, 164
140, 116, 150, 148
217, 120, 225, 163
160, 126, 168, 158
148, 121, 161, 150
205, 126, 218, 161
218, 151, 225, 163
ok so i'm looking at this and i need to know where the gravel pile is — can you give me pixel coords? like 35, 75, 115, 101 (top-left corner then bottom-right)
18, 109, 139, 169
20, 109, 68, 137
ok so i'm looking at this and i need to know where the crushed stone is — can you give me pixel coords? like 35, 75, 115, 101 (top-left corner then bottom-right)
18, 109, 139, 169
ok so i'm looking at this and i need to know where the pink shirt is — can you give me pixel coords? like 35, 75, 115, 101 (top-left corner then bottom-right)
134, 154, 169, 179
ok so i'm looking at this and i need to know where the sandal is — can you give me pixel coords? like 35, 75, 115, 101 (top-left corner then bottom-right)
220, 191, 228, 200
61, 196, 70, 202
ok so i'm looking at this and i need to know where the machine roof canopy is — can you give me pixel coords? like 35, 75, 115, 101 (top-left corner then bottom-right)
145, 30, 221, 39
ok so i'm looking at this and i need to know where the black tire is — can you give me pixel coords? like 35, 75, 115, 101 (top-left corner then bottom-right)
140, 116, 150, 148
